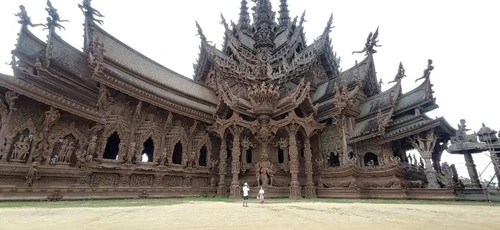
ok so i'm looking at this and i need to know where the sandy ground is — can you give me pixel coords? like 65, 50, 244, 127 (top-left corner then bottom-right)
0, 201, 498, 230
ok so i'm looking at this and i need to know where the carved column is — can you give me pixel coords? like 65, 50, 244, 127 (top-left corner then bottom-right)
0, 91, 19, 162
126, 101, 142, 163
217, 138, 228, 197
229, 126, 242, 198
304, 137, 316, 198
0, 135, 14, 162
463, 153, 481, 188
287, 124, 301, 199
409, 130, 439, 188
154, 174, 164, 187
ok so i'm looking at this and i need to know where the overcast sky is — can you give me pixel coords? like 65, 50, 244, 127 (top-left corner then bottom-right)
0, 0, 499, 183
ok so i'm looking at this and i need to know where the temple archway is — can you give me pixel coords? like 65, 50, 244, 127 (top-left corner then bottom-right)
363, 152, 379, 166
172, 141, 183, 164
278, 148, 284, 164
348, 152, 355, 160
103, 132, 120, 160
246, 148, 253, 163
328, 152, 340, 167
199, 145, 207, 166
142, 136, 154, 162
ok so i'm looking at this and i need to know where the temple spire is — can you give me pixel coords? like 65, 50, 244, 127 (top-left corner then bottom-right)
252, 0, 276, 25
278, 0, 290, 26
238, 0, 251, 31
252, 0, 276, 49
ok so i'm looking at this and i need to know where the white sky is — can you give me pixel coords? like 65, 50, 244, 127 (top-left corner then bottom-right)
0, 0, 499, 183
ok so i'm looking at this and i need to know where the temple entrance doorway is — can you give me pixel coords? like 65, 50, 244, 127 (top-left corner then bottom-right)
198, 145, 207, 166
142, 137, 154, 162
103, 132, 120, 160
246, 148, 253, 163
363, 152, 378, 166
328, 152, 340, 167
172, 141, 182, 164
278, 148, 284, 163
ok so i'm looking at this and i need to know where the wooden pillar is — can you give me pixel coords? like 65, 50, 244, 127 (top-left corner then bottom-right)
463, 152, 482, 188
409, 130, 440, 188
217, 138, 228, 197
229, 126, 242, 198
304, 137, 316, 198
287, 124, 301, 199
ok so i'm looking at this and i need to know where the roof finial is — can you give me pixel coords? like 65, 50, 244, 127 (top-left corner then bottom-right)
195, 21, 206, 42
322, 14, 334, 36
79, 0, 104, 25
14, 5, 45, 28
352, 26, 382, 56
44, 0, 69, 31
415, 59, 434, 82
238, 0, 251, 31
278, 0, 290, 26
299, 10, 306, 27
220, 13, 230, 31
388, 62, 406, 84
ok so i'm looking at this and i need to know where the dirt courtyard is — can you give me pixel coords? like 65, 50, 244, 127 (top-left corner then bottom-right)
0, 200, 498, 230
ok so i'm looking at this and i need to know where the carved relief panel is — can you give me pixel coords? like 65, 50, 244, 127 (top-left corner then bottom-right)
91, 173, 118, 186
164, 176, 183, 187
130, 174, 154, 187
319, 124, 343, 157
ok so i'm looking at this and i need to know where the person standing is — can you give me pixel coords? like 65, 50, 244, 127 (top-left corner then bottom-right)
242, 182, 250, 207
258, 186, 265, 204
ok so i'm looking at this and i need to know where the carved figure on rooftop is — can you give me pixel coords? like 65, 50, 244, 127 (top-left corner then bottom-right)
451, 119, 478, 143
45, 0, 69, 30
388, 62, 406, 84
415, 59, 434, 82
15, 5, 45, 28
352, 27, 381, 55
79, 0, 104, 25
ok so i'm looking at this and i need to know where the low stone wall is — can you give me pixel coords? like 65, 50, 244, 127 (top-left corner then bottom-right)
317, 188, 456, 200
0, 186, 217, 201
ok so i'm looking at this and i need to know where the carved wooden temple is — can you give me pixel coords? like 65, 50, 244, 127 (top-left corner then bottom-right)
0, 0, 461, 200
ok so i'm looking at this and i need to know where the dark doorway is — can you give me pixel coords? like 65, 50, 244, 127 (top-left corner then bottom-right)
278, 148, 284, 163
142, 137, 154, 162
328, 152, 340, 167
246, 148, 252, 163
172, 141, 183, 164
103, 132, 120, 160
226, 146, 232, 160
364, 152, 379, 166
199, 145, 207, 166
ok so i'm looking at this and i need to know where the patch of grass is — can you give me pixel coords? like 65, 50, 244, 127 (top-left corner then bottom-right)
0, 197, 498, 209
0, 198, 187, 209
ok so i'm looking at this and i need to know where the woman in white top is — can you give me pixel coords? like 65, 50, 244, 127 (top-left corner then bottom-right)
258, 186, 265, 203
